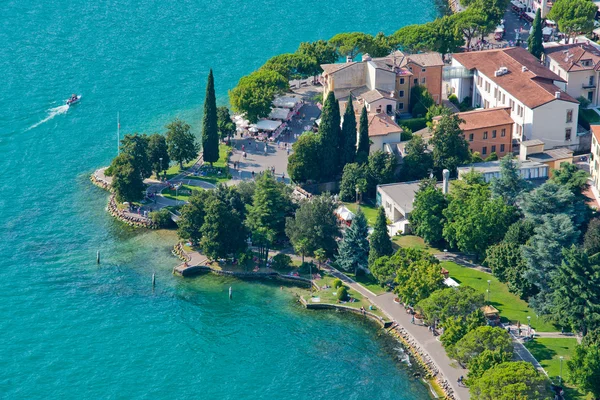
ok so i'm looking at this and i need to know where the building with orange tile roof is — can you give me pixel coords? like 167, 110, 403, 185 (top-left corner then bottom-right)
449, 47, 580, 151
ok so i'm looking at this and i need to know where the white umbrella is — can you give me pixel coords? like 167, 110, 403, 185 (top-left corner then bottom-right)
249, 127, 258, 133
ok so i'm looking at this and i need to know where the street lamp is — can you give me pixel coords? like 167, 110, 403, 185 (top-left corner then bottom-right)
159, 157, 163, 180
487, 280, 491, 304
559, 356, 564, 384
527, 316, 532, 336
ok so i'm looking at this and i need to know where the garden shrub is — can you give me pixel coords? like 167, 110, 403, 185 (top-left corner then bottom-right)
448, 94, 459, 105
337, 286, 349, 301
400, 117, 427, 132
298, 261, 315, 274
332, 278, 343, 289
271, 253, 292, 270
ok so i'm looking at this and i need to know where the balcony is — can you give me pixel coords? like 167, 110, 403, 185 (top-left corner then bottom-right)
583, 82, 596, 89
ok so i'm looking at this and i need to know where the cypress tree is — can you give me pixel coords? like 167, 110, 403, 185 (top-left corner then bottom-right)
340, 96, 357, 169
356, 105, 370, 164
368, 207, 393, 266
319, 91, 341, 178
202, 69, 220, 166
528, 9, 543, 59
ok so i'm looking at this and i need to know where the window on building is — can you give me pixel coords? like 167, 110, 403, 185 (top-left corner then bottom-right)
399, 103, 404, 110
565, 128, 572, 141
482, 146, 487, 155
483, 131, 488, 139
491, 145, 496, 153
566, 109, 573, 123
414, 78, 418, 85
484, 100, 489, 108
400, 78, 405, 84
502, 93, 505, 103
421, 68, 426, 72
492, 130, 497, 138
494, 88, 498, 98
421, 77, 426, 84
485, 82, 490, 92
399, 90, 405, 98
469, 133, 474, 141
500, 144, 505, 152
477, 76, 482, 86
501, 128, 506, 137
510, 99, 514, 111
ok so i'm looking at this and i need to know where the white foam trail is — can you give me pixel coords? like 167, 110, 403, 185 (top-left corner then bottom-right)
27, 104, 70, 131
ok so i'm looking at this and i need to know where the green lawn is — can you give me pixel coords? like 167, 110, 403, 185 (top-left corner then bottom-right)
187, 144, 232, 184
392, 235, 442, 254
162, 158, 199, 180
440, 261, 557, 332
581, 108, 600, 124
524, 338, 589, 399
343, 202, 379, 225
346, 271, 389, 295
311, 273, 388, 320
162, 184, 200, 202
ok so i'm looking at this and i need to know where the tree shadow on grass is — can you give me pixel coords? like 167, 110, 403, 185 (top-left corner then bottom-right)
524, 340, 557, 361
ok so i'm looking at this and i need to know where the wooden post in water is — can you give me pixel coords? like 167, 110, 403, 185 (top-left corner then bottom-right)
229, 286, 232, 300
152, 272, 156, 288
97, 250, 100, 264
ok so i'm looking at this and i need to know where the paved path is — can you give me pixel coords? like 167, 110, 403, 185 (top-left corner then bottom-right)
322, 265, 470, 400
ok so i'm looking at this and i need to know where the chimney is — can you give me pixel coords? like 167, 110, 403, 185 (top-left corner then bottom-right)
346, 55, 353, 63
361, 53, 372, 62
521, 66, 528, 72
519, 142, 528, 161
555, 91, 561, 99
442, 169, 450, 195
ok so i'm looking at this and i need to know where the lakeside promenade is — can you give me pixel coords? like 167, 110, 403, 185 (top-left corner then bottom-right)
174, 246, 469, 400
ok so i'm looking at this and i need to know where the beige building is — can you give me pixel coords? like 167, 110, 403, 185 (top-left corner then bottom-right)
320, 51, 444, 116
544, 42, 600, 107
590, 126, 600, 192
519, 139, 573, 170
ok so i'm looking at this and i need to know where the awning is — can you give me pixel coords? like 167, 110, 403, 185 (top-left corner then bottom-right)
269, 108, 291, 120
525, 12, 536, 20
254, 119, 282, 132
273, 96, 300, 109
545, 19, 556, 26
542, 27, 553, 36
335, 206, 355, 221
443, 277, 460, 287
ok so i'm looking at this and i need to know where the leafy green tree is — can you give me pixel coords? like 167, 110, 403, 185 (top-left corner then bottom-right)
521, 182, 588, 229
366, 151, 397, 196
201, 69, 219, 166
166, 119, 198, 169
528, 9, 544, 59
453, 326, 513, 365
120, 133, 152, 179
356, 106, 370, 164
409, 178, 447, 245
340, 96, 357, 168
246, 172, 293, 263
453, 6, 488, 49
287, 132, 322, 183
441, 310, 487, 355
490, 155, 530, 205
176, 190, 213, 245
551, 246, 600, 335
339, 163, 367, 202
418, 286, 485, 326
548, 0, 597, 43
430, 113, 471, 176
466, 349, 512, 384
550, 161, 591, 200
229, 69, 288, 123
392, 18, 462, 56
470, 361, 551, 400
410, 85, 435, 118
150, 208, 174, 229
368, 207, 393, 266
261, 53, 318, 80
485, 242, 535, 299
370, 247, 438, 287
319, 92, 341, 178
216, 106, 236, 141
395, 258, 444, 305
285, 194, 340, 258
392, 24, 433, 54
200, 196, 246, 260
401, 135, 433, 182
147, 134, 170, 177
110, 153, 146, 203
568, 343, 600, 399
297, 40, 338, 74
214, 183, 248, 220
328, 32, 373, 59
523, 214, 579, 315
443, 174, 517, 258
503, 219, 536, 244
584, 218, 600, 256
336, 208, 370, 274
365, 32, 395, 57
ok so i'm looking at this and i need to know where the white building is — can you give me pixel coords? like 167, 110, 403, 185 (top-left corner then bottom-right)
543, 42, 600, 107
457, 159, 549, 183
450, 47, 580, 151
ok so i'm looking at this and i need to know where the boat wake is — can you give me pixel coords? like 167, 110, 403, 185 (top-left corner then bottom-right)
27, 104, 70, 131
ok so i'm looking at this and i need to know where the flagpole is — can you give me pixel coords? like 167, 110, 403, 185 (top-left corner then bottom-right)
117, 112, 120, 155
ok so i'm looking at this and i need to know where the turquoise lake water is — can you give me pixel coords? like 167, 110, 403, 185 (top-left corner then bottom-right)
0, 1, 439, 398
